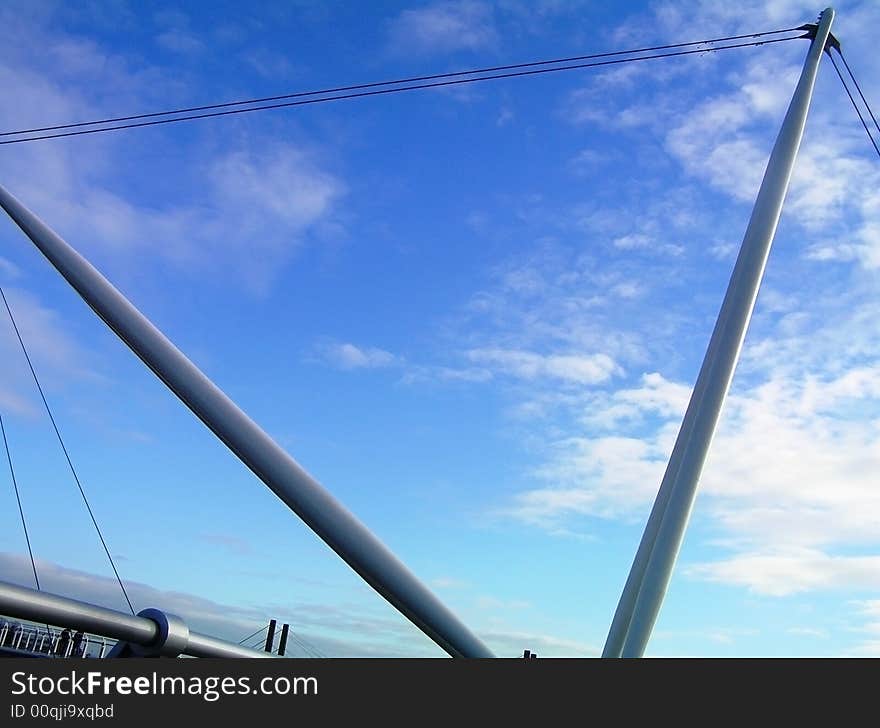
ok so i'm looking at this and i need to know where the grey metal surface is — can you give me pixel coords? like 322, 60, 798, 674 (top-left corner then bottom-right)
0, 579, 266, 658
603, 7, 836, 658
0, 184, 493, 659
0, 579, 156, 645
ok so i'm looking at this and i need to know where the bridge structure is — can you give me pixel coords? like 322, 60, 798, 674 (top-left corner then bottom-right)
0, 9, 849, 658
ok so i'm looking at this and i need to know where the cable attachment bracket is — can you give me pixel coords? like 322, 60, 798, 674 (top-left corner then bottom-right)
797, 22, 840, 54
105, 608, 190, 658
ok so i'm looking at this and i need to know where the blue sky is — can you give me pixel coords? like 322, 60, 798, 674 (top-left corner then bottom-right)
0, 0, 878, 657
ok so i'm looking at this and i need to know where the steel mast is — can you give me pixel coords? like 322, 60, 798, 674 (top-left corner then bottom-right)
0, 185, 493, 659
603, 8, 836, 658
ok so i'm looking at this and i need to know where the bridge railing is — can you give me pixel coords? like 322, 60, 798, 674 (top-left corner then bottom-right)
0, 617, 113, 658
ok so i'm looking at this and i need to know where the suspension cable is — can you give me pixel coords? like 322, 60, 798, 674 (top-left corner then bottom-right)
0, 413, 41, 591
827, 51, 880, 159
0, 34, 804, 146
834, 48, 880, 138
238, 624, 269, 645
0, 287, 136, 615
0, 26, 804, 140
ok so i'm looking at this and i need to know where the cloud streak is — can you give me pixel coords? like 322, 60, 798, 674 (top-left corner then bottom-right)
316, 341, 399, 370
0, 9, 346, 293
387, 1, 498, 55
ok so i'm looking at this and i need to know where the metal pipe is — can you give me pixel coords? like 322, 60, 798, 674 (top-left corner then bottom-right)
603, 299, 737, 656
605, 7, 836, 658
0, 580, 267, 658
0, 580, 156, 645
0, 183, 493, 659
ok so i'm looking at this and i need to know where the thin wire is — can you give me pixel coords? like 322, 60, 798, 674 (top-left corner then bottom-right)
0, 35, 802, 146
238, 624, 269, 644
827, 51, 880, 159
285, 638, 315, 658
289, 631, 324, 658
0, 413, 41, 591
0, 287, 136, 615
0, 26, 804, 139
835, 49, 880, 137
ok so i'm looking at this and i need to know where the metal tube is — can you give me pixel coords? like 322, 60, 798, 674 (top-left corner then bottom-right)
603, 298, 737, 656
605, 7, 836, 658
0, 579, 267, 658
0, 579, 156, 645
0, 184, 493, 659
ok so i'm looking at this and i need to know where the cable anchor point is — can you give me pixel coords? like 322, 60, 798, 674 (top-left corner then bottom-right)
797, 20, 840, 54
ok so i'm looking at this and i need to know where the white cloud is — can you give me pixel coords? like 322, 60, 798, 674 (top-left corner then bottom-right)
786, 626, 828, 638
688, 551, 880, 597
510, 435, 668, 525
242, 48, 297, 80
851, 600, 880, 654
500, 375, 689, 525
491, 2, 880, 606
481, 628, 598, 657
0, 10, 345, 293
611, 233, 684, 255
661, 46, 880, 270
317, 342, 398, 370
496, 107, 514, 126
156, 28, 204, 55
613, 233, 653, 251
0, 257, 21, 279
466, 348, 621, 385
388, 1, 498, 55
154, 9, 204, 54
506, 355, 880, 532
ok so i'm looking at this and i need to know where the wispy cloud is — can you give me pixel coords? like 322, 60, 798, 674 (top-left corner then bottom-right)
687, 551, 880, 597
0, 257, 21, 279
481, 629, 598, 657
0, 10, 345, 293
156, 27, 204, 55
154, 10, 204, 55
786, 626, 828, 639
473, 0, 880, 620
851, 600, 880, 655
613, 233, 684, 257
505, 354, 880, 552
466, 348, 621, 385
315, 341, 399, 370
387, 1, 498, 55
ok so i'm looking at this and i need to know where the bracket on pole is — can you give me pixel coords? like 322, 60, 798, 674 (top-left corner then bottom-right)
797, 21, 841, 53
106, 608, 190, 658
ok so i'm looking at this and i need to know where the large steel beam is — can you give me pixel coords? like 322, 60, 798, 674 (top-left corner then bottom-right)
0, 184, 493, 659
603, 7, 836, 658
0, 579, 266, 658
